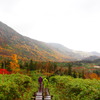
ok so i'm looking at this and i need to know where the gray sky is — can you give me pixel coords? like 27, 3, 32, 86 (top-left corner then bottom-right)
0, 0, 100, 52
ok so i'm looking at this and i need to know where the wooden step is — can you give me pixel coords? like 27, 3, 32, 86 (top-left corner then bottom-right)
36, 92, 42, 96
44, 96, 51, 100
35, 95, 43, 100
33, 82, 52, 100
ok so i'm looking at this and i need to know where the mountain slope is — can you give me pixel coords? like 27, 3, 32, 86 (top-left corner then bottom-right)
48, 43, 93, 60
90, 51, 100, 56
0, 21, 73, 61
82, 56, 100, 61
0, 21, 100, 61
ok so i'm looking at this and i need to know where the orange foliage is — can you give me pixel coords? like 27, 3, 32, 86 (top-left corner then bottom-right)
9, 54, 20, 73
84, 73, 100, 80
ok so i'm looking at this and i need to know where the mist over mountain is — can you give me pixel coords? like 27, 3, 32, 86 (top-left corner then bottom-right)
82, 56, 100, 61
0, 21, 100, 61
90, 51, 100, 57
48, 43, 92, 60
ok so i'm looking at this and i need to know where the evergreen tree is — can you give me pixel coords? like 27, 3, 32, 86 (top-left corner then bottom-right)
53, 63, 57, 72
29, 60, 34, 71
24, 61, 29, 72
67, 63, 72, 76
73, 71, 77, 78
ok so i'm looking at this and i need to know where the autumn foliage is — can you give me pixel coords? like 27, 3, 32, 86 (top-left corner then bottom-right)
9, 54, 20, 73
84, 73, 100, 80
0, 69, 10, 74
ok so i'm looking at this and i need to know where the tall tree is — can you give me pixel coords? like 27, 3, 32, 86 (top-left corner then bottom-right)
9, 54, 20, 73
29, 60, 34, 71
67, 63, 72, 76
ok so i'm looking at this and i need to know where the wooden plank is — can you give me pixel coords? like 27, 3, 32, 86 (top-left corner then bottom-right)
33, 79, 53, 100
44, 96, 51, 100
36, 92, 42, 96
35, 95, 43, 100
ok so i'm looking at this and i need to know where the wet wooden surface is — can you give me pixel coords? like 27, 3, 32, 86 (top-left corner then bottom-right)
32, 83, 52, 100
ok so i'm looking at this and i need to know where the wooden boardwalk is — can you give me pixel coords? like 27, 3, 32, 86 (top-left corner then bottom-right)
31, 83, 52, 100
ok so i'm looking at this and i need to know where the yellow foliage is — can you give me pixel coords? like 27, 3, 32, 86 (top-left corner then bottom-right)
9, 54, 20, 73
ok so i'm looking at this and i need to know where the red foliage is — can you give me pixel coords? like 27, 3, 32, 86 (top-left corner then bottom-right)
0, 69, 11, 74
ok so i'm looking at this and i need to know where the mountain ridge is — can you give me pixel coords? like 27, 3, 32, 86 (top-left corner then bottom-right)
0, 21, 100, 61
0, 21, 73, 61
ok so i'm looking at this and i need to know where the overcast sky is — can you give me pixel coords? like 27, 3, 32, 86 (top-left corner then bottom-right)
0, 0, 100, 52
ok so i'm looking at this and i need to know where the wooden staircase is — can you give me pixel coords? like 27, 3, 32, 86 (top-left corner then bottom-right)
31, 83, 52, 100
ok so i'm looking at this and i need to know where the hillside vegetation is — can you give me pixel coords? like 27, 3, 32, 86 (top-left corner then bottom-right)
0, 53, 100, 100
0, 21, 75, 61
0, 73, 36, 100
49, 75, 100, 100
1, 21, 99, 61
0, 73, 100, 100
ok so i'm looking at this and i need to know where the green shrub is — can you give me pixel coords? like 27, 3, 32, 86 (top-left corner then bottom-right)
0, 73, 33, 100
49, 75, 100, 100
